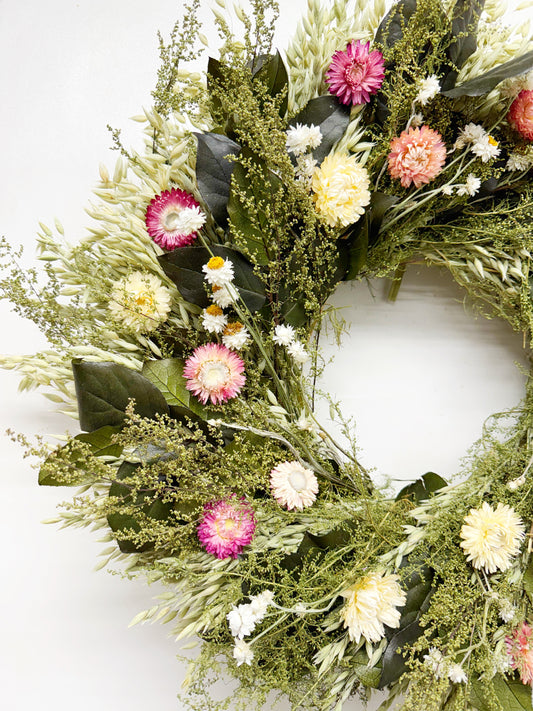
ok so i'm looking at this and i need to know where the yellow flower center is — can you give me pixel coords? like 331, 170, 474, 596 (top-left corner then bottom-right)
215, 516, 236, 540
488, 136, 498, 147
134, 293, 155, 309
198, 361, 230, 389
224, 322, 244, 336
206, 304, 223, 316
207, 256, 225, 270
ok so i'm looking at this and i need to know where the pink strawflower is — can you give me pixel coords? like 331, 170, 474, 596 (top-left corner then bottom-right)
506, 622, 533, 685
145, 188, 206, 250
508, 90, 533, 141
183, 343, 245, 405
326, 40, 385, 105
197, 497, 256, 559
388, 125, 447, 188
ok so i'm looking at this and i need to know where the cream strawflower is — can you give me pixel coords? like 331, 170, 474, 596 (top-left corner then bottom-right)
109, 272, 172, 333
233, 639, 254, 666
270, 461, 319, 510
340, 572, 406, 643
202, 256, 235, 286
460, 502, 525, 573
312, 154, 371, 227
415, 75, 440, 105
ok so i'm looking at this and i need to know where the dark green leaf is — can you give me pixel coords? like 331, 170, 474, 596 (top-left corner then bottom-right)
280, 527, 353, 575
523, 559, 533, 607
443, 49, 533, 98
253, 51, 289, 116
375, 0, 418, 48
352, 650, 382, 688
441, 0, 485, 91
159, 245, 267, 311
368, 192, 400, 245
290, 96, 351, 164
72, 361, 169, 432
142, 358, 210, 418
346, 228, 368, 280
39, 425, 123, 486
278, 285, 307, 327
470, 675, 533, 711
195, 132, 241, 226
396, 471, 447, 503
378, 564, 433, 688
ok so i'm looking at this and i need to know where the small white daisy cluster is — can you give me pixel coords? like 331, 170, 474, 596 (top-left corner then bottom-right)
423, 648, 467, 684
454, 123, 500, 162
227, 590, 275, 666
441, 173, 481, 198
109, 271, 172, 333
200, 257, 250, 350
272, 324, 310, 364
414, 74, 440, 105
286, 122, 323, 188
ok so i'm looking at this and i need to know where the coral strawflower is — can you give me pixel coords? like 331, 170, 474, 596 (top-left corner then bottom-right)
388, 125, 446, 188
326, 40, 385, 105
508, 90, 533, 141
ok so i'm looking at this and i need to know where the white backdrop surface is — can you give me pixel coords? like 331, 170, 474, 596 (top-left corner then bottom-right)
0, 1, 529, 710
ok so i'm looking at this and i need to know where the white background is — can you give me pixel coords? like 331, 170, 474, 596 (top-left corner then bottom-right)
0, 1, 529, 709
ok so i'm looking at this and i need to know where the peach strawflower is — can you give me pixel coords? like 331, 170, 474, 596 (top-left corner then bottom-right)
270, 461, 318, 510
506, 622, 533, 686
388, 125, 447, 188
508, 90, 533, 141
326, 40, 385, 105
183, 343, 245, 405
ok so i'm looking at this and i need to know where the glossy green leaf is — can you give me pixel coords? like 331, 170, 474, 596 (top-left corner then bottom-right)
352, 650, 382, 688
195, 132, 241, 226
39, 425, 123, 486
441, 0, 485, 91
290, 96, 351, 164
346, 228, 368, 280
72, 360, 169, 432
227, 160, 279, 266
396, 471, 447, 503
470, 675, 533, 711
443, 49, 533, 98
142, 358, 209, 418
159, 245, 267, 311
375, 0, 418, 48
253, 51, 289, 116
368, 192, 400, 245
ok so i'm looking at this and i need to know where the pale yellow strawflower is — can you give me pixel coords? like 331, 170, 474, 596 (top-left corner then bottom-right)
109, 272, 172, 333
460, 502, 525, 573
311, 153, 371, 228
340, 571, 406, 643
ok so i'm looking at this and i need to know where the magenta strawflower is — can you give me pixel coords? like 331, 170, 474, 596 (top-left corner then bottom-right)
197, 497, 256, 559
506, 622, 533, 685
326, 40, 385, 105
145, 188, 206, 250
388, 125, 447, 188
183, 343, 245, 405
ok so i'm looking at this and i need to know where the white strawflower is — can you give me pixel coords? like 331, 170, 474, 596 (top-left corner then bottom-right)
211, 283, 237, 308
415, 75, 440, 105
202, 256, 235, 286
273, 324, 296, 346
227, 605, 257, 639
441, 184, 455, 196
457, 174, 481, 197
499, 599, 516, 623
233, 639, 254, 666
507, 152, 533, 172
423, 647, 444, 678
295, 413, 314, 431
270, 461, 319, 510
460, 502, 525, 573
109, 272, 172, 333
410, 112, 424, 128
201, 304, 227, 333
295, 154, 318, 187
471, 134, 500, 162
341, 572, 406, 643
168, 206, 206, 234
222, 322, 250, 350
455, 123, 487, 150
286, 123, 322, 155
249, 590, 275, 620
508, 474, 526, 490
448, 664, 467, 684
287, 340, 310, 364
